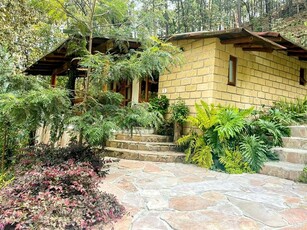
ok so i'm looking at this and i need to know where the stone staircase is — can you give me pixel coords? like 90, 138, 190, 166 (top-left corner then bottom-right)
260, 125, 307, 181
104, 130, 185, 163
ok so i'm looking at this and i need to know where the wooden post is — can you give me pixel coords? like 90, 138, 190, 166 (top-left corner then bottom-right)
51, 74, 57, 88
102, 84, 108, 92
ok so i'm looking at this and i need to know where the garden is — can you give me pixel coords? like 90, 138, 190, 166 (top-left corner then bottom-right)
148, 94, 307, 180
1, 0, 307, 228
0, 38, 180, 228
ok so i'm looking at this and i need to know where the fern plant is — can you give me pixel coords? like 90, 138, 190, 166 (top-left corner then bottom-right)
178, 101, 253, 169
177, 133, 213, 168
187, 101, 218, 131
219, 149, 253, 174
271, 97, 307, 124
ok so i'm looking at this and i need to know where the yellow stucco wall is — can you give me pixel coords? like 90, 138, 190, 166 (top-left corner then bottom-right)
159, 37, 307, 114
213, 39, 307, 109
159, 38, 217, 114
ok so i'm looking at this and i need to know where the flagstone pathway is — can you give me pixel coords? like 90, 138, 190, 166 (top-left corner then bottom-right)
100, 159, 307, 230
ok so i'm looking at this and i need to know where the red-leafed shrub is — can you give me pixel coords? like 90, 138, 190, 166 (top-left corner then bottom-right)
0, 145, 125, 229
17, 144, 109, 177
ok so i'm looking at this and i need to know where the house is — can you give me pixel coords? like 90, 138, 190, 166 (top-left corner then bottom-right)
159, 28, 307, 116
25, 28, 307, 114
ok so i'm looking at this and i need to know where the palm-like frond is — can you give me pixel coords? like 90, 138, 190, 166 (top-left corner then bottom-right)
252, 119, 289, 147
215, 106, 253, 141
240, 135, 267, 172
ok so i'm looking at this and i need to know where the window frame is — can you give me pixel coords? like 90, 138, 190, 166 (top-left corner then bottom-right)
228, 55, 237, 86
299, 68, 306, 86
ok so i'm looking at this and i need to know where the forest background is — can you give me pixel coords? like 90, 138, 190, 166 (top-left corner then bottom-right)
1, 0, 306, 70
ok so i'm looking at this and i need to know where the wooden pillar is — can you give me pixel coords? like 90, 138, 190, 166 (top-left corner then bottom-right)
131, 79, 140, 105
51, 74, 57, 88
102, 84, 108, 92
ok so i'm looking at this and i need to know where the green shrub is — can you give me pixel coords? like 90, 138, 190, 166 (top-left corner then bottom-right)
178, 133, 213, 168
219, 149, 254, 174
178, 101, 253, 169
157, 120, 174, 136
170, 99, 189, 124
178, 101, 288, 173
149, 95, 169, 116
266, 97, 307, 125
119, 103, 163, 136
239, 135, 267, 172
0, 171, 14, 189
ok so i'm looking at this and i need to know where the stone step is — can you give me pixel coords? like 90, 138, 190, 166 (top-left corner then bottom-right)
289, 126, 307, 138
260, 161, 305, 181
282, 137, 307, 150
116, 128, 155, 135
106, 140, 177, 152
115, 133, 172, 143
272, 147, 307, 164
104, 147, 185, 163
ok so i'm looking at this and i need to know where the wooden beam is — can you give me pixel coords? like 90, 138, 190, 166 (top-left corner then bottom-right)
234, 43, 264, 48
287, 50, 307, 55
52, 62, 69, 76
29, 66, 58, 70
32, 62, 62, 66
26, 69, 52, 72
282, 45, 301, 49
261, 37, 283, 42
51, 74, 57, 88
38, 58, 70, 62
242, 47, 274, 53
289, 54, 307, 58
221, 36, 254, 44
299, 57, 307, 61
46, 54, 66, 58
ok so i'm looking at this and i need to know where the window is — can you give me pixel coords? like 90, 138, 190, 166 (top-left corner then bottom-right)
300, 68, 306, 86
228, 56, 237, 86
139, 74, 159, 102
109, 80, 132, 106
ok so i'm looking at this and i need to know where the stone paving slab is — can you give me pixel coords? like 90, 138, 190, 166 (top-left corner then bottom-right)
100, 159, 307, 230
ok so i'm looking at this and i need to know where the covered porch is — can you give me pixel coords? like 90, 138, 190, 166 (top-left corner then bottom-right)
25, 37, 159, 105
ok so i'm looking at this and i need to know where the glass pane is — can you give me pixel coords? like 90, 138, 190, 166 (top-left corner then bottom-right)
229, 59, 233, 83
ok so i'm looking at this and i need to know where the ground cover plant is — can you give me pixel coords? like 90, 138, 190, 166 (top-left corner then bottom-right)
259, 97, 307, 125
299, 166, 307, 183
0, 144, 125, 229
178, 101, 290, 173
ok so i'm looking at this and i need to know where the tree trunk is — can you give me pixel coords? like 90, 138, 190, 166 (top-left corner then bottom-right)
28, 130, 36, 146
237, 0, 242, 27
78, 0, 97, 145
1, 126, 7, 172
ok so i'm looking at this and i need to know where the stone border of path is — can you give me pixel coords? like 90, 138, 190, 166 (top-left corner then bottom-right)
101, 159, 307, 230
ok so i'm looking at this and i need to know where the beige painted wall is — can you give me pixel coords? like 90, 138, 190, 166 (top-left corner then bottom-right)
159, 37, 307, 115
